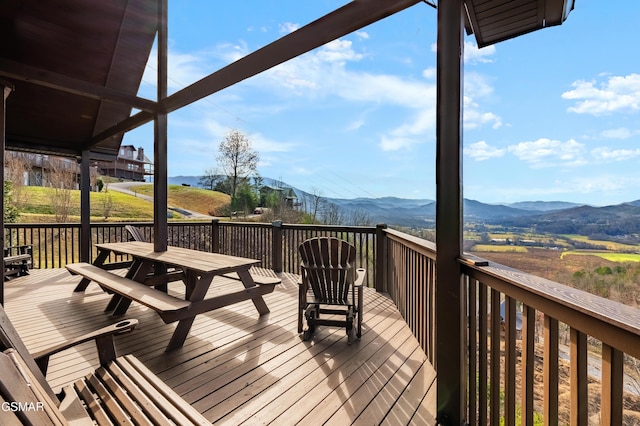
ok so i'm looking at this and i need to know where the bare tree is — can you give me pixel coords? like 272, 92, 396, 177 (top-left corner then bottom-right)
321, 202, 344, 225
217, 130, 259, 203
4, 151, 32, 209
346, 208, 372, 226
46, 157, 77, 222
199, 167, 219, 190
304, 187, 326, 223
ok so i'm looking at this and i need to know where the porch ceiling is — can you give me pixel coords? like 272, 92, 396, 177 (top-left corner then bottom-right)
0, 0, 158, 159
0, 0, 575, 159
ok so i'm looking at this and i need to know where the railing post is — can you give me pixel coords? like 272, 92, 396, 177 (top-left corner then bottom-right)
271, 221, 283, 272
211, 219, 220, 253
375, 223, 388, 292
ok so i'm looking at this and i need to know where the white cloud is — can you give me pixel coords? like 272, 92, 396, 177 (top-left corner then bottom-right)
591, 147, 640, 161
599, 127, 637, 139
355, 31, 369, 40
279, 22, 300, 34
562, 73, 640, 115
150, 33, 501, 154
430, 41, 496, 64
316, 39, 364, 64
507, 138, 586, 168
464, 141, 505, 161
463, 41, 496, 64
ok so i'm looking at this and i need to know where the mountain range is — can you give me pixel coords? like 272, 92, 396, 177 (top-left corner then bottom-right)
168, 176, 640, 236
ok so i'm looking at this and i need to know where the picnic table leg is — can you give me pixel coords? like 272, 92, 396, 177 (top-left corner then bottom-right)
73, 250, 110, 292
237, 269, 270, 315
165, 272, 214, 351
110, 260, 153, 316
166, 318, 195, 351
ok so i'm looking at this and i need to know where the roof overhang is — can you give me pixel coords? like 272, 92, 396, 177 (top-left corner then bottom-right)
0, 0, 158, 160
464, 0, 576, 47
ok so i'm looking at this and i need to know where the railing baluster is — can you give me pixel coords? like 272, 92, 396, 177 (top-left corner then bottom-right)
504, 296, 516, 426
490, 288, 501, 426
521, 305, 535, 426
601, 343, 623, 425
569, 327, 588, 425
543, 315, 559, 423
467, 276, 477, 425
478, 282, 488, 425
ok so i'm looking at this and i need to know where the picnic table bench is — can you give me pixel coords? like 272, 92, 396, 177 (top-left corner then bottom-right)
69, 242, 281, 351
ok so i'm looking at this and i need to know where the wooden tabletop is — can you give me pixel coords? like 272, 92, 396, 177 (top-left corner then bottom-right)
96, 241, 259, 274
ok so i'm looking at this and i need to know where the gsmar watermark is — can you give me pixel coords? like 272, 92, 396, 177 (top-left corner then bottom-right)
2, 401, 45, 412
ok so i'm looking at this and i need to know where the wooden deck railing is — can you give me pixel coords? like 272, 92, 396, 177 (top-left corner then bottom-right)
4, 221, 377, 286
377, 228, 640, 424
6, 220, 640, 423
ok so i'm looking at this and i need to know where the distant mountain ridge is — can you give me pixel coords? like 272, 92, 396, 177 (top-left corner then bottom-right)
168, 176, 640, 235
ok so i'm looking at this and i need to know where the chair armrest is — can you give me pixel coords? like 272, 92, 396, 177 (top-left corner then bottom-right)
32, 319, 138, 374
353, 268, 367, 287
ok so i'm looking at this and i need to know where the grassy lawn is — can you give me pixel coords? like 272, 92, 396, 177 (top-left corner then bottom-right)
562, 234, 640, 251
561, 250, 640, 262
470, 244, 528, 253
14, 184, 230, 222
127, 184, 230, 216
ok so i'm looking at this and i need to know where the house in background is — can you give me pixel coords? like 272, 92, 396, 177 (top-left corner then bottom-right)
4, 151, 84, 188
95, 145, 152, 182
5, 146, 151, 188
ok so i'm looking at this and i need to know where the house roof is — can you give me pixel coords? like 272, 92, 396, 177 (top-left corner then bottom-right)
0, 0, 575, 160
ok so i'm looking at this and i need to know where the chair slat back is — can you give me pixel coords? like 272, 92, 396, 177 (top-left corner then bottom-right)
0, 350, 66, 425
125, 225, 147, 242
299, 237, 356, 305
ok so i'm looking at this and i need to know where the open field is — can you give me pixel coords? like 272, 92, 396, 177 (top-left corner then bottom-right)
470, 248, 621, 288
469, 244, 528, 253
561, 251, 640, 263
562, 234, 640, 252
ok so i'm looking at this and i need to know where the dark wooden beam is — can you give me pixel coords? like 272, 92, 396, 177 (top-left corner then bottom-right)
435, 0, 465, 424
80, 151, 91, 263
162, 0, 423, 114
0, 58, 156, 112
90, 0, 422, 146
1, 80, 14, 306
153, 0, 168, 252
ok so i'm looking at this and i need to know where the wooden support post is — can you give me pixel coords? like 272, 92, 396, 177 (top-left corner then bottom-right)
435, 0, 465, 424
375, 223, 388, 292
153, 0, 169, 252
0, 81, 14, 306
271, 221, 283, 273
211, 219, 220, 253
80, 151, 91, 263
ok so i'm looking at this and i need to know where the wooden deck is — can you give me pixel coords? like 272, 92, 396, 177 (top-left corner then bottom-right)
3, 268, 436, 425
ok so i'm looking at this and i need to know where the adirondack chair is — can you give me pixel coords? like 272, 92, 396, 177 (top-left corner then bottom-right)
0, 304, 210, 425
4, 245, 33, 280
298, 237, 366, 344
124, 225, 147, 242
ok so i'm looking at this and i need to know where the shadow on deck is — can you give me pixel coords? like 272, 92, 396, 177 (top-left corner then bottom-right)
4, 268, 436, 425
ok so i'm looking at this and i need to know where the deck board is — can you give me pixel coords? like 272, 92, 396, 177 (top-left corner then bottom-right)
3, 268, 436, 425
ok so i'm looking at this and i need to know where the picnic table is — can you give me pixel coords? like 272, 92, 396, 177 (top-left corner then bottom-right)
68, 241, 279, 351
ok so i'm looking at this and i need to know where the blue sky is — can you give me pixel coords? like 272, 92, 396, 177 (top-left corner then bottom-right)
126, 1, 640, 206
